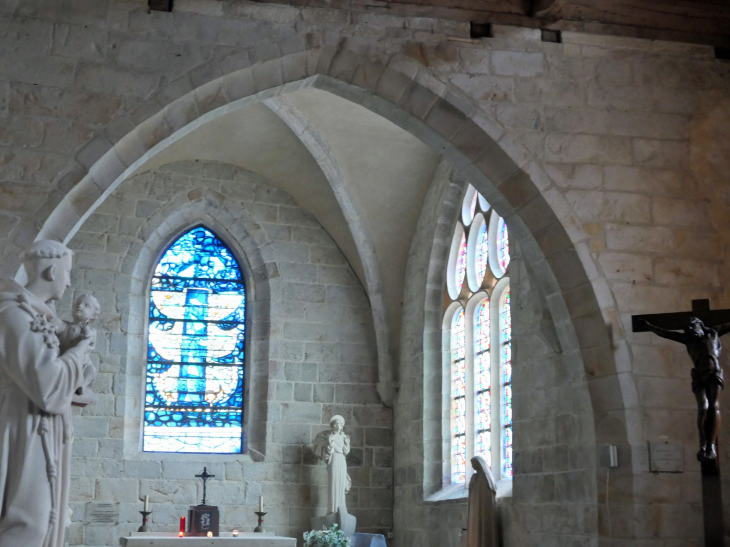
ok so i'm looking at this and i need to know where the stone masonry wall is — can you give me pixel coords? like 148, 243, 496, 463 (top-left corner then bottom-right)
507, 249, 598, 546
55, 161, 393, 546
1, 0, 730, 544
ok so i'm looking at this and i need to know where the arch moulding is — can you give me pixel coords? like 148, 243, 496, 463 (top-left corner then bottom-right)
34, 46, 637, 475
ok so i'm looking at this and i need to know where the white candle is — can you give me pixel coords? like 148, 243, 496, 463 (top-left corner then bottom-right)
259, 495, 263, 512
144, 495, 149, 512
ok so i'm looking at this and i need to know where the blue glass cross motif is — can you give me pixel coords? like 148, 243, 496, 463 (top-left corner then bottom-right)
180, 288, 209, 404
143, 227, 246, 454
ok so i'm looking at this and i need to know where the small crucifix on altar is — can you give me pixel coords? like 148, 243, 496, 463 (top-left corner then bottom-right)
189, 467, 220, 536
196, 467, 215, 505
633, 299, 730, 547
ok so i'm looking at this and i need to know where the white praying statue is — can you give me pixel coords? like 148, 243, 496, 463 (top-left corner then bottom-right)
0, 240, 96, 546
308, 415, 356, 533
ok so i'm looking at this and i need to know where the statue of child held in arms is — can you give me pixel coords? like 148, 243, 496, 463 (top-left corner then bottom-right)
57, 294, 100, 406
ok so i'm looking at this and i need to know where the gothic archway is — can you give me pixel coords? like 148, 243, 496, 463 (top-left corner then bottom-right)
32, 47, 637, 541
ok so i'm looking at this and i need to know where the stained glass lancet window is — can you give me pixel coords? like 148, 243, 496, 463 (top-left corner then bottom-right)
444, 184, 511, 486
476, 223, 488, 284
501, 289, 513, 478
451, 308, 467, 484
455, 233, 467, 295
144, 226, 246, 453
474, 299, 491, 461
497, 217, 510, 272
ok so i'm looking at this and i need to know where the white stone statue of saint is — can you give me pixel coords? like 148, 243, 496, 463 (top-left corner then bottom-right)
307, 415, 356, 533
0, 240, 96, 547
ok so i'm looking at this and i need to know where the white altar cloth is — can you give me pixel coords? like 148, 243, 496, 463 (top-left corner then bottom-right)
119, 532, 296, 547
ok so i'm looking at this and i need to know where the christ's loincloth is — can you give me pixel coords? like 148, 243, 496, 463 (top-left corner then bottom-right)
691, 366, 724, 392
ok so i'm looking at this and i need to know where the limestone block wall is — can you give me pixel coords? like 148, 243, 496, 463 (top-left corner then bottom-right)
0, 0, 729, 544
507, 252, 598, 546
55, 161, 393, 546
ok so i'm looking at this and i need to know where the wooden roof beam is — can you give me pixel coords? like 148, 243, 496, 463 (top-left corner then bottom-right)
531, 0, 571, 19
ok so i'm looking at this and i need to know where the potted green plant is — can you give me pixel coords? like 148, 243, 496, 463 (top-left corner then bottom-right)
303, 524, 352, 547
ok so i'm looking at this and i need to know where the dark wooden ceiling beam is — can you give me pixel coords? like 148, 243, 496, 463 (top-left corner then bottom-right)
249, 0, 730, 47
531, 0, 571, 19
561, 0, 730, 36
383, 0, 524, 14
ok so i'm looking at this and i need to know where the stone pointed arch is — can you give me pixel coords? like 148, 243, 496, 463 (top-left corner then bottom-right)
33, 46, 637, 475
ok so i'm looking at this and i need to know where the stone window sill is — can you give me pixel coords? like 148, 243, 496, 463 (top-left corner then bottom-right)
131, 451, 255, 462
425, 482, 468, 504
425, 478, 512, 505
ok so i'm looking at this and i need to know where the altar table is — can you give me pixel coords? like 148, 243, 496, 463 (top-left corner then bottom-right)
119, 532, 296, 547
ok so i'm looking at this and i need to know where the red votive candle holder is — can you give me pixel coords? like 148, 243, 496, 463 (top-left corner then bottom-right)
179, 516, 186, 536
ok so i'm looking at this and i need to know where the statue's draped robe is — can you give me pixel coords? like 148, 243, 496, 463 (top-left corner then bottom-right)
466, 455, 498, 547
311, 430, 351, 514
0, 279, 87, 547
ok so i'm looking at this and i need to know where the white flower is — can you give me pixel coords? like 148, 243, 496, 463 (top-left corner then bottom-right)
303, 524, 351, 547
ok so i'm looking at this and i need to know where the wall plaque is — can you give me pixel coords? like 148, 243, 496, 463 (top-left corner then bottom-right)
85, 502, 120, 524
649, 441, 684, 473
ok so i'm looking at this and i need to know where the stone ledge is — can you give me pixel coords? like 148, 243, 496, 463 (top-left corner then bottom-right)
424, 482, 468, 504
425, 478, 513, 504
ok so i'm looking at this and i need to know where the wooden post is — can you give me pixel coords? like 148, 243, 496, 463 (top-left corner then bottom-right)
702, 470, 724, 546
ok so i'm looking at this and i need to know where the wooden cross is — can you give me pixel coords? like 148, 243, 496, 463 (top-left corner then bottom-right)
633, 299, 729, 547
632, 299, 730, 333
195, 467, 216, 506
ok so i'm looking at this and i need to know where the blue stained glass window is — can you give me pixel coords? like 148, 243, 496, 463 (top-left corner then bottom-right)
144, 226, 246, 453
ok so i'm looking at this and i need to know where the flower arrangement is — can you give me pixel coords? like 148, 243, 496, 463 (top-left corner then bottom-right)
303, 524, 351, 547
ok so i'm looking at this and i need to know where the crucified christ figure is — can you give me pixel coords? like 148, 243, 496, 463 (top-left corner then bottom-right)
639, 317, 730, 464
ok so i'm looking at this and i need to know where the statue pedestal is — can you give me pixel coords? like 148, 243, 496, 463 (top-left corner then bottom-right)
310, 507, 356, 535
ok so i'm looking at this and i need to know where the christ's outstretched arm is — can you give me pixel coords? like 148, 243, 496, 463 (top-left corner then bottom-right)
638, 318, 687, 344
